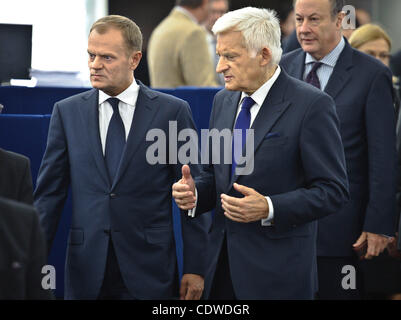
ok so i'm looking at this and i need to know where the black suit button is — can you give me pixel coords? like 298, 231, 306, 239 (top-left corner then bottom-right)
104, 229, 110, 235
110, 193, 116, 199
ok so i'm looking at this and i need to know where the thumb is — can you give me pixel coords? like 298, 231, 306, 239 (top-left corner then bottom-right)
182, 165, 192, 181
233, 183, 253, 196
353, 232, 367, 247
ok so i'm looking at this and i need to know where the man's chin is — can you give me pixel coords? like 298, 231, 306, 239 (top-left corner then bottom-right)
90, 81, 104, 89
224, 83, 237, 91
301, 42, 317, 54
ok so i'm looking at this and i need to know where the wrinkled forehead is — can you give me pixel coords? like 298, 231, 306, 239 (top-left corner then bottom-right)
295, 0, 332, 17
88, 28, 129, 54
216, 31, 247, 53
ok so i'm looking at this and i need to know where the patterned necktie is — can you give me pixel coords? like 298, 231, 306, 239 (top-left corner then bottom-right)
305, 62, 323, 89
105, 98, 126, 182
231, 96, 255, 177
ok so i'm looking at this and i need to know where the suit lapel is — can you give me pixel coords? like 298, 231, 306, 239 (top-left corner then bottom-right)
286, 50, 306, 81
324, 41, 354, 99
229, 71, 292, 187
111, 82, 158, 189
79, 89, 110, 187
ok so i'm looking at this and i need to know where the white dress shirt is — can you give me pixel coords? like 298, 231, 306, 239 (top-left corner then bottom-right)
98, 80, 140, 155
189, 66, 282, 226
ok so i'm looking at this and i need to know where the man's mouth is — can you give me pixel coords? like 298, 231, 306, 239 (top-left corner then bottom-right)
224, 75, 233, 81
301, 38, 316, 43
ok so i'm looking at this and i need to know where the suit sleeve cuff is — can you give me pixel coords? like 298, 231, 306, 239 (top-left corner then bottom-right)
187, 188, 198, 218
261, 196, 274, 226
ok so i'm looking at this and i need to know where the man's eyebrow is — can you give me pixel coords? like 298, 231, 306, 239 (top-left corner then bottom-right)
296, 13, 319, 17
87, 51, 116, 57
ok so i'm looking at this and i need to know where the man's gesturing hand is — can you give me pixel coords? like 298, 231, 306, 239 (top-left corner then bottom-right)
221, 183, 269, 223
172, 165, 196, 210
353, 231, 390, 259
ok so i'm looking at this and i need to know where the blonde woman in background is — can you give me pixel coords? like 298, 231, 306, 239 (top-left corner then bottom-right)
349, 23, 400, 113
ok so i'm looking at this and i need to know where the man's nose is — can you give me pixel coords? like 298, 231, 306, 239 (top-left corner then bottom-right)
298, 20, 311, 34
90, 56, 102, 69
216, 56, 228, 74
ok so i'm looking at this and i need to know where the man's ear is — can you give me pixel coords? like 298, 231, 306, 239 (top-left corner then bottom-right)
260, 47, 272, 67
130, 51, 142, 71
337, 11, 346, 29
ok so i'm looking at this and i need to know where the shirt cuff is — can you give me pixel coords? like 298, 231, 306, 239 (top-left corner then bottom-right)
187, 188, 198, 218
261, 196, 274, 226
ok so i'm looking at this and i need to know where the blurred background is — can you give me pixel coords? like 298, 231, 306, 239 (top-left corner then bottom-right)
0, 0, 400, 86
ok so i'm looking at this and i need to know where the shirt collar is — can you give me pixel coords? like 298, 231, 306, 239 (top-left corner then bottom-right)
98, 79, 140, 106
305, 36, 345, 67
240, 65, 281, 106
175, 6, 199, 25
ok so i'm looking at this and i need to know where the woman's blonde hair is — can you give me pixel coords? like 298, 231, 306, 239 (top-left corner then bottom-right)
349, 23, 391, 51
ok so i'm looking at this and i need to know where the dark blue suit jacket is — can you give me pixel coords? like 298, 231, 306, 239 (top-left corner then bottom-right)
281, 40, 397, 257
34, 81, 208, 299
195, 70, 349, 299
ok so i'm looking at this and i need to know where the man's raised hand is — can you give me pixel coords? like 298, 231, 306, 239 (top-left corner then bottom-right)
172, 165, 196, 210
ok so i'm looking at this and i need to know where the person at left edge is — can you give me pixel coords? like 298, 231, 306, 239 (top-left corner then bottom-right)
0, 197, 54, 300
0, 148, 34, 205
34, 15, 208, 300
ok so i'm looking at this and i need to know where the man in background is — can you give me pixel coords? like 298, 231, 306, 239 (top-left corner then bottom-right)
281, 0, 397, 299
203, 0, 229, 86
148, 0, 218, 88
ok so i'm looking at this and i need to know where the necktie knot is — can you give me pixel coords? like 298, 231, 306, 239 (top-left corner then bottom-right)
108, 98, 120, 112
310, 62, 323, 73
241, 96, 255, 112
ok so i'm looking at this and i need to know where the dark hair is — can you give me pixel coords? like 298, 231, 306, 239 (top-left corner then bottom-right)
293, 0, 345, 18
329, 0, 345, 18
277, 2, 294, 22
175, 0, 205, 9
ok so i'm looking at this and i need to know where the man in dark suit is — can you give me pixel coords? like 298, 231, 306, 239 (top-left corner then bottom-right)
0, 197, 53, 299
34, 15, 208, 300
281, 0, 397, 299
172, 7, 349, 299
0, 148, 34, 205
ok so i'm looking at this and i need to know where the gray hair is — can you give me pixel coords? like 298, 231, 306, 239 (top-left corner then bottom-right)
212, 7, 282, 65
